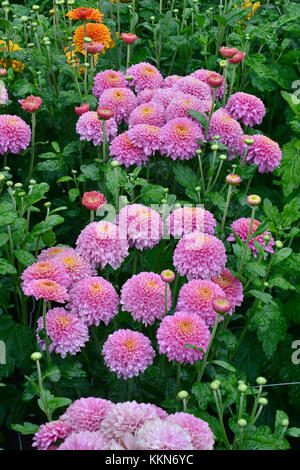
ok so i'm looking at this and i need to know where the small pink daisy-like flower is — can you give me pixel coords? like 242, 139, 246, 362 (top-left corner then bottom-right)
247, 194, 262, 206
18, 95, 42, 113
22, 279, 68, 303
110, 131, 148, 167
102, 329, 155, 379
128, 101, 165, 127
212, 269, 244, 308
86, 41, 104, 54
226, 173, 242, 185
157, 311, 211, 364
166, 206, 216, 238
126, 62, 163, 92
190, 69, 224, 100
226, 92, 266, 127
76, 221, 129, 270
136, 419, 194, 450
173, 76, 212, 101
56, 248, 96, 284
92, 70, 127, 99
100, 401, 166, 440
207, 108, 243, 158
0, 80, 8, 104
98, 87, 137, 124
61, 397, 114, 433
212, 296, 232, 314
21, 260, 70, 287
58, 431, 110, 450
32, 421, 71, 450
161, 269, 175, 283
127, 124, 161, 156
37, 246, 69, 262
76, 112, 117, 146
37, 307, 89, 358
117, 204, 162, 250
159, 117, 204, 161
227, 217, 275, 257
220, 46, 238, 58
82, 191, 106, 211
121, 32, 138, 44
176, 279, 230, 327
120, 272, 171, 326
167, 413, 214, 450
173, 232, 227, 281
97, 106, 114, 120
75, 103, 90, 116
136, 88, 158, 104
229, 51, 246, 64
0, 114, 31, 155
162, 75, 181, 88
151, 88, 184, 109
239, 134, 282, 173
67, 276, 119, 326
165, 94, 211, 122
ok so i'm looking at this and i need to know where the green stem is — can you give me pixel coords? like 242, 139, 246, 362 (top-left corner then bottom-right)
176, 363, 181, 393
28, 113, 36, 181
205, 88, 217, 140
198, 313, 221, 382
219, 184, 233, 237
228, 64, 237, 99
42, 301, 51, 363
36, 359, 51, 422
237, 206, 256, 274
102, 120, 107, 161
213, 389, 231, 449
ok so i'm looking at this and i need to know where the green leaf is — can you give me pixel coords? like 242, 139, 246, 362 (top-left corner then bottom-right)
268, 276, 295, 290
173, 163, 198, 189
245, 262, 266, 277
68, 188, 79, 203
253, 304, 287, 358
56, 176, 73, 183
14, 250, 35, 268
275, 410, 290, 438
210, 360, 236, 373
187, 109, 208, 129
38, 152, 58, 159
273, 247, 292, 265
281, 198, 300, 227
0, 258, 17, 275
0, 233, 9, 248
140, 184, 165, 204
243, 426, 290, 450
23, 183, 49, 210
11, 422, 39, 435
248, 290, 276, 306
277, 139, 300, 196
286, 427, 300, 438
51, 141, 60, 153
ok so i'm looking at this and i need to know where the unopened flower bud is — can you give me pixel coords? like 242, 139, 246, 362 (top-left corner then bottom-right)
247, 194, 261, 206
32, 4, 40, 11
83, 36, 93, 43
161, 269, 175, 283
6, 180, 13, 187
29, 179, 36, 185
281, 418, 289, 427
256, 376, 267, 385
0, 174, 4, 181
212, 296, 232, 314
229, 51, 246, 64
219, 60, 227, 68
21, 15, 28, 23
31, 352, 42, 361
238, 383, 248, 393
14, 182, 22, 188
125, 75, 133, 81
44, 201, 51, 208
195, 186, 201, 191
97, 107, 114, 120
220, 46, 238, 58
262, 234, 271, 242
275, 240, 283, 249
211, 144, 219, 151
111, 160, 120, 168
258, 397, 268, 406
219, 154, 227, 161
244, 137, 254, 145
226, 173, 241, 185
238, 419, 247, 427
177, 390, 189, 400
210, 379, 221, 391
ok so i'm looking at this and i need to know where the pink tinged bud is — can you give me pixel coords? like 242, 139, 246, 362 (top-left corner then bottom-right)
121, 33, 138, 44
0, 68, 7, 77
207, 72, 224, 88
246, 194, 261, 206
161, 269, 175, 283
75, 103, 90, 116
97, 107, 114, 120
86, 42, 105, 54
219, 46, 238, 58
226, 173, 241, 185
212, 296, 232, 314
18, 95, 43, 113
229, 51, 246, 64
82, 191, 107, 211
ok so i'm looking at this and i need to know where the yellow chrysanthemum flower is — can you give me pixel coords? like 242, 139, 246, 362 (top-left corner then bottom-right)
0, 40, 25, 72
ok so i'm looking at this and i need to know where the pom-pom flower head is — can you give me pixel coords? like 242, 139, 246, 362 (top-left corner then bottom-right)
110, 131, 148, 167
239, 134, 282, 173
173, 76, 212, 101
191, 69, 225, 100
117, 204, 162, 250
32, 421, 71, 450
66, 7, 104, 23
19, 95, 42, 113
126, 62, 163, 92
121, 33, 138, 44
76, 111, 117, 146
22, 279, 68, 303
98, 87, 137, 124
156, 311, 210, 365
21, 260, 70, 287
136, 88, 158, 104
163, 75, 181, 88
37, 307, 89, 358
227, 218, 274, 257
76, 221, 129, 269
56, 248, 96, 284
207, 108, 243, 158
167, 413, 214, 450
127, 124, 160, 155
58, 431, 110, 450
37, 246, 68, 262
212, 269, 244, 308
73, 23, 113, 54
219, 46, 238, 58
165, 94, 211, 122
102, 329, 155, 379
120, 272, 171, 326
128, 101, 165, 127
159, 117, 204, 161
226, 92, 266, 127
173, 232, 227, 280
136, 419, 193, 450
67, 276, 119, 326
151, 88, 184, 109
82, 191, 106, 210
166, 206, 216, 238
92, 70, 127, 98
61, 397, 114, 433
0, 114, 31, 155
176, 279, 231, 327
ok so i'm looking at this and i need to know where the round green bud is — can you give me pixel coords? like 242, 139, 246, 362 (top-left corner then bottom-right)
31, 351, 42, 361
256, 376, 267, 385
83, 36, 93, 43
44, 201, 51, 208
238, 383, 248, 393
220, 59, 227, 68
20, 15, 28, 22
111, 160, 120, 168
281, 418, 289, 427
163, 187, 169, 193
219, 154, 227, 161
29, 179, 36, 185
150, 15, 155, 21
238, 419, 247, 427
195, 186, 201, 191
83, 62, 90, 68
43, 37, 50, 42
177, 390, 189, 400
195, 149, 202, 155
2, 1, 9, 6
211, 144, 219, 151
32, 22, 38, 27
258, 397, 268, 406
244, 138, 254, 145
44, 41, 51, 47
18, 191, 26, 197
14, 182, 22, 188
214, 135, 221, 141
125, 75, 133, 81
71, 169, 77, 175
161, 198, 167, 204
6, 180, 13, 187
210, 379, 221, 391
3, 166, 10, 171
32, 4, 40, 11
67, 0, 75, 4
262, 234, 271, 242
0, 174, 4, 181
275, 240, 283, 249
173, 9, 179, 13
263, 282, 269, 288
27, 43, 35, 48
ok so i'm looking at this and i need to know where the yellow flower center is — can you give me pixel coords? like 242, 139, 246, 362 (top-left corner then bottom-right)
142, 66, 155, 75
141, 106, 153, 116
124, 338, 136, 351
178, 320, 193, 336
62, 256, 79, 270
174, 124, 189, 136
57, 315, 70, 327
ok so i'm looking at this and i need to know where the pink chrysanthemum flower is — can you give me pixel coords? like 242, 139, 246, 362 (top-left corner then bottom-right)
127, 124, 161, 156
0, 114, 31, 155
61, 397, 114, 433
37, 307, 89, 358
226, 92, 266, 127
21, 260, 70, 287
82, 191, 106, 211
102, 329, 155, 379
32, 420, 71, 450
67, 276, 119, 326
176, 279, 231, 327
128, 101, 165, 127
167, 413, 214, 450
92, 70, 127, 98
156, 311, 211, 364
110, 131, 148, 167
19, 95, 42, 113
190, 69, 224, 100
166, 206, 216, 238
173, 76, 212, 101
117, 204, 162, 250
111, 433, 141, 450
56, 248, 96, 284
22, 279, 68, 303
58, 431, 110, 450
207, 108, 243, 158
165, 93, 211, 122
173, 232, 227, 280
98, 87, 137, 124
162, 75, 181, 88
76, 111, 117, 146
212, 268, 244, 309
136, 419, 193, 450
100, 401, 165, 440
120, 272, 171, 326
227, 218, 275, 257
151, 88, 184, 109
159, 117, 204, 161
37, 246, 69, 262
136, 88, 158, 104
0, 80, 8, 104
126, 62, 163, 92
76, 221, 129, 269
239, 134, 282, 173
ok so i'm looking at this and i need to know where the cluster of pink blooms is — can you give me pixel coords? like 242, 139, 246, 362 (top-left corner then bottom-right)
32, 398, 214, 450
227, 218, 275, 257
0, 114, 31, 155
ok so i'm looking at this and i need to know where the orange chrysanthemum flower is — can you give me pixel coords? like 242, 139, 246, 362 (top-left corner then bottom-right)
66, 7, 104, 23
73, 23, 114, 54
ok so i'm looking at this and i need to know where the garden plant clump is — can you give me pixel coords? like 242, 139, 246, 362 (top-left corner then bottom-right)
0, 0, 299, 452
